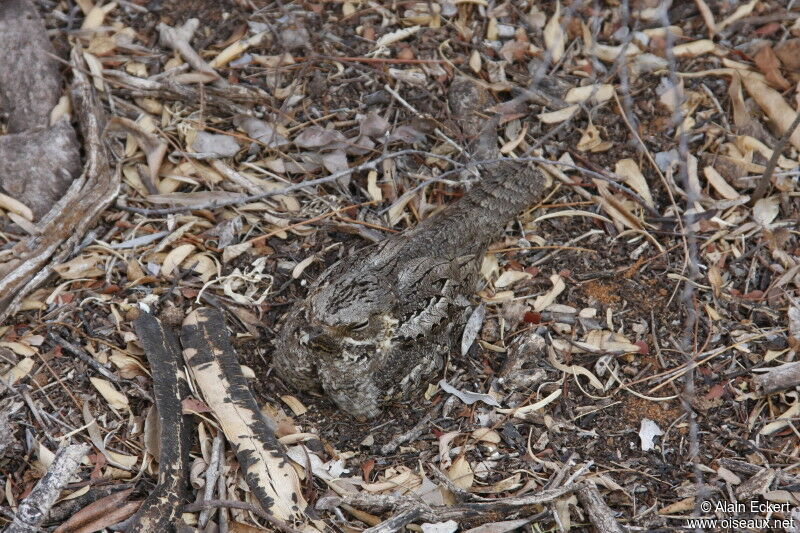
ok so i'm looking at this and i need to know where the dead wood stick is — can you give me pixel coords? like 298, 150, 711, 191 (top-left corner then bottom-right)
717, 458, 800, 487
0, 45, 119, 323
182, 499, 302, 533
49, 332, 120, 383
339, 482, 584, 524
102, 69, 263, 114
362, 508, 423, 533
129, 313, 194, 532
157, 19, 222, 85
46, 484, 135, 525
754, 362, 800, 395
6, 443, 89, 533
576, 484, 627, 533
198, 433, 224, 528
379, 403, 442, 456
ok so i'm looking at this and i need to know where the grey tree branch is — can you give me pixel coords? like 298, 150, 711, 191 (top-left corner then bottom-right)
6, 443, 89, 533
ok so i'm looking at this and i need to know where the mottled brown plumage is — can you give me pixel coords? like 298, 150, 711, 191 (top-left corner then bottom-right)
273, 79, 545, 418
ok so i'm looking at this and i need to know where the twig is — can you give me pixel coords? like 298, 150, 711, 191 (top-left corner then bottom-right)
49, 332, 120, 383
6, 443, 89, 533
117, 150, 459, 215
156, 19, 222, 84
339, 483, 584, 523
576, 484, 626, 533
198, 432, 224, 528
182, 499, 303, 533
379, 403, 442, 455
362, 508, 423, 533
753, 362, 800, 395
750, 110, 800, 203
297, 55, 446, 65
0, 45, 119, 324
429, 465, 472, 503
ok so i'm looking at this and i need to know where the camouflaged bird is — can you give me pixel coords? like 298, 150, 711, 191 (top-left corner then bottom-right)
273, 79, 545, 419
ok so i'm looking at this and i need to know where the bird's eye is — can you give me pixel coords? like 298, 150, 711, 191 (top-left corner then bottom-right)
351, 320, 369, 331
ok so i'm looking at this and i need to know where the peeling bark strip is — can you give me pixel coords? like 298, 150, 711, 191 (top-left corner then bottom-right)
0, 0, 80, 218
6, 443, 90, 533
181, 308, 307, 523
0, 45, 120, 323
130, 313, 194, 532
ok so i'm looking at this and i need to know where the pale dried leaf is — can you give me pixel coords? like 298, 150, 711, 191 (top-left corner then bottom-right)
367, 170, 382, 202
360, 111, 391, 138
0, 192, 34, 221
447, 456, 474, 490
210, 31, 268, 68
1, 358, 34, 385
565, 84, 614, 104
469, 50, 482, 73
543, 1, 564, 63
281, 395, 308, 416
162, 244, 196, 277
494, 270, 532, 288
461, 304, 485, 356
422, 521, 458, 533
471, 428, 501, 444
639, 418, 663, 451
321, 150, 349, 173
581, 330, 640, 353
716, 0, 758, 32
760, 402, 800, 435
222, 241, 252, 263
438, 379, 500, 407
496, 389, 562, 417
753, 197, 779, 227
192, 131, 240, 157
389, 67, 427, 86
532, 274, 565, 312
376, 25, 422, 48
789, 298, 800, 344
0, 342, 36, 357
740, 75, 800, 151
292, 255, 316, 279
53, 254, 105, 280
673, 39, 718, 57
90, 378, 130, 411
293, 126, 345, 148
234, 115, 289, 147
703, 166, 740, 200
538, 105, 578, 124
614, 159, 654, 207
81, 2, 116, 30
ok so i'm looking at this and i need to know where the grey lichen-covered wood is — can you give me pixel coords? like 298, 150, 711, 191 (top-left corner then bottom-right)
6, 443, 89, 533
